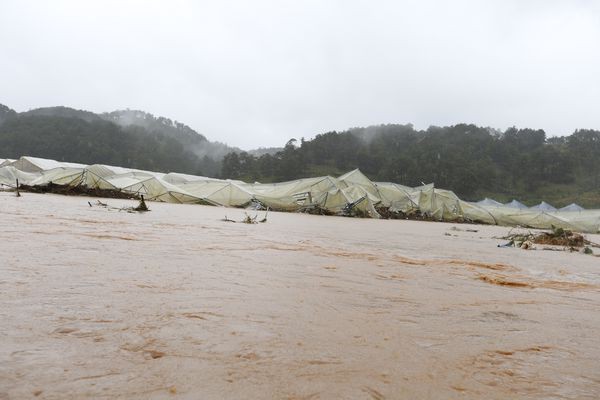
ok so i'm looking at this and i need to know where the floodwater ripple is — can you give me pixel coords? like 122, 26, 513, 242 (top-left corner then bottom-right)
1, 192, 599, 399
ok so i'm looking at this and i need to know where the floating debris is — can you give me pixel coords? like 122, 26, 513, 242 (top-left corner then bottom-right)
222, 210, 268, 224
89, 197, 150, 213
133, 196, 149, 212
449, 226, 479, 233
498, 225, 598, 254
18, 182, 137, 199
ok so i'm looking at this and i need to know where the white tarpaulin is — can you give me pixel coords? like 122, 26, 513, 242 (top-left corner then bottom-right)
2, 155, 599, 233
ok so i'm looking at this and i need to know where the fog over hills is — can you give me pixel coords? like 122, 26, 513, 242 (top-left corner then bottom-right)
0, 103, 245, 176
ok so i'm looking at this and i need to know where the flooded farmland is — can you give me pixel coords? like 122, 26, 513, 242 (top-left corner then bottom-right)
1, 192, 599, 399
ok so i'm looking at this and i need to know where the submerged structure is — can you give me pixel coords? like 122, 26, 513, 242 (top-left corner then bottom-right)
1, 155, 599, 233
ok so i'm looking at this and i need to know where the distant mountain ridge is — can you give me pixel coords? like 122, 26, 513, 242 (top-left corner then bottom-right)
0, 103, 238, 176
0, 104, 17, 125
5, 103, 599, 208
101, 109, 238, 159
22, 106, 102, 123
15, 105, 239, 159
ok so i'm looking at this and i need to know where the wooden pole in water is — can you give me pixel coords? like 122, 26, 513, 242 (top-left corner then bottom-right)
136, 194, 148, 211
16, 179, 20, 197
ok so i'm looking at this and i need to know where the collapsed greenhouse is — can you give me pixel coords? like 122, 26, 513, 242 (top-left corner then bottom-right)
1, 155, 599, 233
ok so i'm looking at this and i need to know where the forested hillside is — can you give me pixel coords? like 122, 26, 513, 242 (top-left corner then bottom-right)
0, 104, 225, 175
2, 103, 599, 207
102, 109, 234, 159
221, 124, 600, 207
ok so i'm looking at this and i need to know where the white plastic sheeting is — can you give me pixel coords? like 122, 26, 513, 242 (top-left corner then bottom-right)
0, 159, 15, 167
9, 156, 86, 173
531, 201, 557, 212
1, 156, 599, 233
505, 199, 528, 209
559, 203, 585, 212
477, 198, 503, 207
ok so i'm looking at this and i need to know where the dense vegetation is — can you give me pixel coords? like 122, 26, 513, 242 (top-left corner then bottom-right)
221, 124, 600, 207
102, 109, 234, 159
2, 103, 599, 207
0, 105, 224, 176
0, 115, 206, 173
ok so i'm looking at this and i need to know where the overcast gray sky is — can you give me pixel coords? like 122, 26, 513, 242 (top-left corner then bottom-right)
1, 0, 599, 149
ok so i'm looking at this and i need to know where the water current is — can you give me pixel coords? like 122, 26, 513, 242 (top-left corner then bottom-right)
1, 193, 599, 399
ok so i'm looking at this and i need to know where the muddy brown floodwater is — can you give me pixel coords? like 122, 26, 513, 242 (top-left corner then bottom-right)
1, 192, 600, 399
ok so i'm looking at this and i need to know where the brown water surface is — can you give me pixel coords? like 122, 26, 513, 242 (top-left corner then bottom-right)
1, 193, 599, 399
